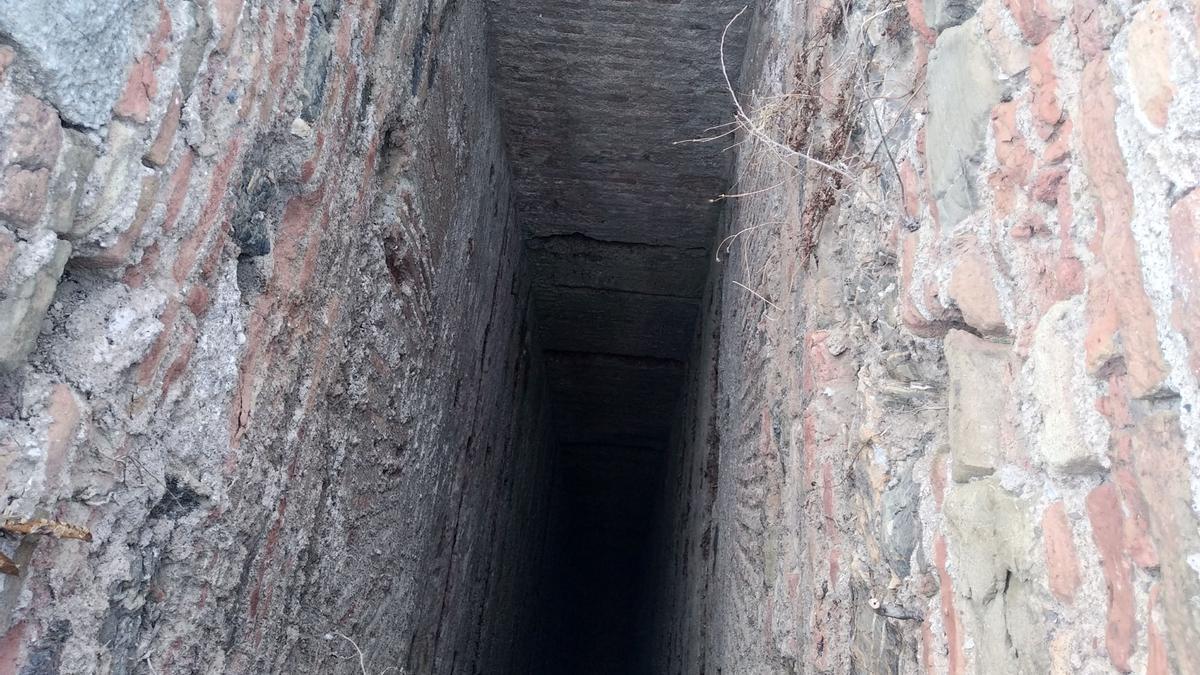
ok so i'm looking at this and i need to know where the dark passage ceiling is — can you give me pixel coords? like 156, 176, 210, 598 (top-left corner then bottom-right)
488, 0, 749, 448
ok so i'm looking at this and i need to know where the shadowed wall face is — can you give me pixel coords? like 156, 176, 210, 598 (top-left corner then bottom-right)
486, 0, 748, 669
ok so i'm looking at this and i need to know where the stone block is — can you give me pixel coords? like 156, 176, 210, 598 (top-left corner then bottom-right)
1127, 0, 1174, 129
0, 166, 49, 227
947, 246, 1006, 335
0, 231, 70, 369
944, 329, 1018, 481
923, 0, 981, 32
1029, 299, 1105, 473
71, 120, 148, 242
943, 478, 1035, 601
926, 18, 1002, 226
944, 478, 1046, 672
0, 0, 152, 129
45, 130, 98, 237
2, 95, 62, 170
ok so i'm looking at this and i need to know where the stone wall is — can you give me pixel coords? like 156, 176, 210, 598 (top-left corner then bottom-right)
0, 0, 556, 672
653, 0, 1200, 673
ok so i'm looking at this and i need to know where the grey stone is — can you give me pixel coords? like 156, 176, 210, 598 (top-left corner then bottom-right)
923, 0, 982, 32
926, 18, 1001, 226
882, 462, 921, 576
945, 329, 1017, 481
71, 121, 147, 242
0, 232, 69, 369
0, 0, 154, 129
942, 478, 1035, 602
1029, 299, 1105, 474
45, 131, 98, 238
943, 479, 1047, 673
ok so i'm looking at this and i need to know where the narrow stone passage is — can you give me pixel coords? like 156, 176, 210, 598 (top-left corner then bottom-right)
1, 0, 1199, 673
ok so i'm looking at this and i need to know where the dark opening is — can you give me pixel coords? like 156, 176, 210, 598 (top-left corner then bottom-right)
486, 0, 750, 671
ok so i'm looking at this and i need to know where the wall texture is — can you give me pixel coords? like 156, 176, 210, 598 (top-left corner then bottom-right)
0, 0, 556, 672
653, 0, 1200, 673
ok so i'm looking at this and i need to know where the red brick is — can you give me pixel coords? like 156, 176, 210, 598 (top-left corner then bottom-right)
0, 166, 50, 226
0, 45, 14, 80
1079, 56, 1168, 397
172, 137, 242, 284
1004, 0, 1063, 44
948, 246, 1006, 335
1043, 117, 1072, 165
215, 0, 245, 52
1072, 0, 1122, 60
270, 185, 327, 295
113, 58, 156, 123
933, 536, 964, 675
1054, 256, 1084, 300
905, 0, 936, 44
1029, 41, 1062, 138
160, 327, 197, 397
1042, 501, 1081, 602
1127, 0, 1175, 129
136, 301, 182, 386
1130, 414, 1200, 674
73, 175, 159, 269
44, 384, 80, 492
143, 89, 182, 167
1086, 482, 1135, 672
1147, 584, 1170, 675
1031, 166, 1067, 205
1113, 467, 1158, 569
161, 151, 195, 232
185, 284, 212, 319
1169, 189, 1200, 377
3, 96, 62, 170
898, 159, 920, 219
0, 622, 28, 674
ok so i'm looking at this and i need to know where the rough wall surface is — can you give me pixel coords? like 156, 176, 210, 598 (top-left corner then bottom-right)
0, 0, 556, 673
653, 0, 1200, 673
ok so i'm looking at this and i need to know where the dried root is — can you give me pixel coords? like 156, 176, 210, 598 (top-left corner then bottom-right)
2, 518, 93, 542
0, 552, 18, 576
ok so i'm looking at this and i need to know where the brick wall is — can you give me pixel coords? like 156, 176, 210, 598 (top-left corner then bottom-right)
653, 0, 1200, 672
0, 0, 555, 672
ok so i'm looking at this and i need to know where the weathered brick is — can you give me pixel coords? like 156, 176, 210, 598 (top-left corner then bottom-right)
113, 58, 156, 123
44, 383, 81, 491
216, 0, 245, 52
0, 45, 14, 79
72, 174, 159, 269
1086, 482, 1135, 673
933, 536, 965, 675
1028, 41, 1061, 138
1030, 166, 1066, 205
3, 96, 62, 170
1071, 0, 1123, 60
1127, 0, 1175, 129
1079, 56, 1168, 397
0, 166, 50, 227
142, 89, 182, 167
947, 246, 1006, 335
1002, 0, 1062, 44
1130, 413, 1200, 674
1169, 189, 1200, 377
1041, 501, 1080, 602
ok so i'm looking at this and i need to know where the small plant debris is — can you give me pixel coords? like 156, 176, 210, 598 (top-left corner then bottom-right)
2, 518, 93, 542
0, 552, 18, 576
